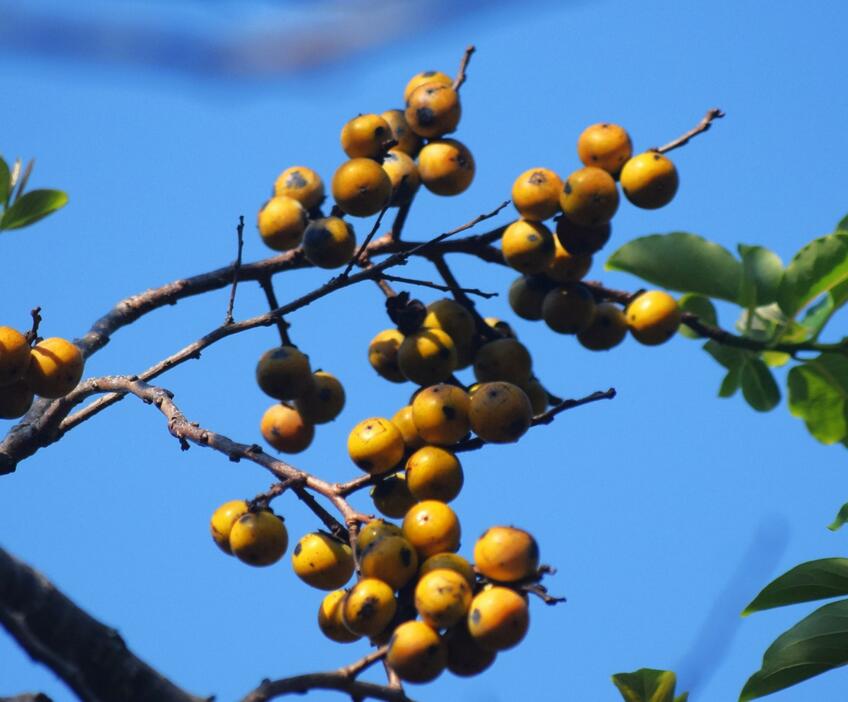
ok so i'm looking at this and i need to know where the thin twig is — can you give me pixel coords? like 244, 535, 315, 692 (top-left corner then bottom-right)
339, 646, 388, 679
388, 200, 412, 242
224, 216, 245, 325
240, 672, 413, 702
431, 255, 498, 339
452, 45, 476, 92
379, 274, 496, 299
24, 307, 42, 345
653, 108, 725, 154
258, 277, 293, 346
343, 206, 390, 278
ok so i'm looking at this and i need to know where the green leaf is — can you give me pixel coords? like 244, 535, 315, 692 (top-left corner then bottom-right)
0, 189, 68, 230
0, 156, 10, 207
704, 340, 750, 370
719, 366, 742, 397
837, 214, 848, 232
674, 695, 689, 702
762, 351, 791, 368
739, 598, 848, 701
741, 358, 780, 412
739, 244, 783, 307
678, 293, 717, 339
777, 232, 848, 318
787, 354, 848, 444
612, 668, 676, 702
796, 279, 848, 341
743, 559, 848, 615
827, 503, 848, 532
606, 233, 743, 303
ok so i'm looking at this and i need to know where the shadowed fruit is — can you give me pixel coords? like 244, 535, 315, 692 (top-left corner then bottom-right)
391, 405, 425, 450
360, 534, 419, 590
357, 518, 403, 553
260, 403, 314, 453
555, 216, 611, 255
445, 621, 496, 676
398, 328, 458, 386
381, 109, 423, 156
473, 338, 532, 385
542, 284, 596, 334
0, 380, 34, 419
419, 552, 476, 587
415, 568, 473, 629
501, 220, 555, 274
0, 326, 31, 387
295, 371, 345, 424
368, 329, 406, 383
318, 590, 361, 643
256, 345, 313, 400
508, 276, 549, 321
382, 149, 421, 206
423, 298, 476, 369
387, 621, 447, 684
545, 234, 592, 283
302, 217, 357, 269
469, 381, 533, 444
371, 472, 417, 519
577, 302, 628, 350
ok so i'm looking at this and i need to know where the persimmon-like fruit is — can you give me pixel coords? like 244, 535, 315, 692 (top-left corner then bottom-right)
386, 620, 447, 684
342, 578, 397, 638
501, 220, 555, 274
371, 472, 417, 519
620, 152, 679, 209
474, 526, 539, 582
229, 510, 288, 567
260, 403, 314, 453
560, 166, 619, 227
295, 371, 345, 424
357, 518, 403, 552
209, 499, 249, 555
397, 328, 458, 386
381, 109, 422, 156
405, 82, 461, 138
406, 446, 464, 503
445, 621, 497, 676
555, 216, 611, 256
419, 552, 476, 587
417, 139, 475, 196
411, 383, 470, 446
467, 586, 529, 651
318, 590, 361, 643
359, 534, 419, 590
403, 70, 453, 102
368, 329, 406, 383
274, 165, 325, 211
542, 284, 596, 334
331, 158, 392, 217
381, 149, 420, 206
391, 405, 425, 450
257, 195, 308, 252
473, 338, 532, 385
576, 123, 633, 177
415, 568, 473, 629
340, 113, 394, 160
402, 500, 461, 559
577, 302, 628, 350
423, 298, 476, 369
255, 345, 313, 400
0, 326, 31, 387
302, 217, 357, 269
508, 276, 549, 321
0, 380, 34, 419
348, 417, 405, 475
26, 337, 84, 398
468, 381, 533, 444
545, 234, 592, 283
626, 290, 682, 345
511, 167, 563, 222
292, 532, 355, 590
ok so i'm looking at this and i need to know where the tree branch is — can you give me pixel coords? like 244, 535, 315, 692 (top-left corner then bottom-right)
653, 108, 725, 154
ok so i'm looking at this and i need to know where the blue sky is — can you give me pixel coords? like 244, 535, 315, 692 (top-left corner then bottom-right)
2, 1, 848, 701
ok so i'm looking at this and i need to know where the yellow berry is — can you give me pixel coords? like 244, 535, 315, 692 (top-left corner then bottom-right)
382, 149, 421, 206
501, 220, 555, 274
357, 518, 403, 553
26, 337, 84, 398
511, 167, 563, 221
411, 383, 470, 446
360, 534, 419, 590
406, 446, 463, 503
255, 345, 313, 400
257, 195, 308, 252
398, 328, 457, 386
332, 158, 391, 217
381, 109, 423, 156
368, 329, 406, 383
371, 472, 417, 519
473, 338, 532, 385
295, 371, 345, 424
387, 620, 447, 684
342, 578, 397, 638
340, 113, 394, 160
260, 403, 314, 453
469, 381, 533, 444
545, 234, 592, 283
0, 380, 34, 419
423, 298, 476, 369
318, 590, 361, 644
620, 152, 679, 209
402, 500, 461, 560
577, 302, 628, 350
419, 552, 476, 587
577, 123, 633, 176
403, 70, 452, 102
417, 139, 475, 196
229, 510, 288, 567
405, 82, 461, 139
0, 326, 31, 387
274, 166, 325, 211
303, 216, 357, 269
560, 166, 620, 227
474, 526, 539, 582
627, 290, 682, 345
391, 405, 425, 450
542, 284, 596, 334
292, 532, 355, 590
467, 586, 529, 651
348, 417, 405, 475
415, 568, 472, 629
210, 499, 249, 555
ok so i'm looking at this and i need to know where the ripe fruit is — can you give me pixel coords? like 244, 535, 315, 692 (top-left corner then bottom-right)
348, 417, 405, 475
406, 446, 464, 503
255, 345, 312, 400
402, 500, 461, 559
474, 526, 539, 582
26, 337, 84, 398
359, 534, 419, 590
368, 329, 406, 383
417, 139, 475, 196
295, 371, 345, 424
302, 217, 357, 269
405, 82, 461, 138
371, 472, 417, 519
342, 578, 397, 638
577, 123, 633, 176
416, 568, 473, 629
627, 290, 682, 345
445, 621, 496, 676
274, 166, 325, 211
577, 302, 628, 350
340, 113, 394, 160
229, 510, 288, 566
403, 70, 453, 102
0, 326, 31, 387
620, 152, 679, 209
419, 552, 476, 587
381, 149, 420, 206
469, 381, 533, 444
257, 195, 308, 252
542, 284, 596, 334
386, 620, 447, 684
391, 405, 425, 450
318, 590, 361, 644
0, 380, 34, 419
423, 298, 475, 369
411, 383, 470, 446
511, 167, 563, 222
501, 220, 555, 274
209, 499, 249, 555
473, 338, 532, 385
555, 216, 611, 255
560, 167, 620, 227
331, 158, 392, 217
357, 518, 403, 552
508, 276, 549, 321
397, 328, 457, 386
292, 532, 355, 590
467, 586, 529, 651
545, 234, 592, 283
260, 403, 314, 453
381, 109, 422, 156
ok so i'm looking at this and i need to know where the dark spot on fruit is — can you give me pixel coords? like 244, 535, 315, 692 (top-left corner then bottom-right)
470, 608, 481, 624
564, 182, 572, 195
423, 70, 436, 77
294, 543, 302, 556
427, 644, 440, 656
438, 348, 450, 359
653, 153, 661, 160
400, 547, 412, 567
527, 234, 539, 243
529, 171, 546, 185
457, 155, 468, 168
591, 155, 598, 161
270, 348, 289, 360
286, 171, 308, 189
443, 406, 456, 420
601, 123, 610, 128
416, 107, 435, 126
529, 540, 539, 561
375, 126, 386, 137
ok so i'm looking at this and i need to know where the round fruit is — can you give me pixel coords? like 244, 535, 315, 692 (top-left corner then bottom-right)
348, 418, 405, 475
387, 620, 447, 684
419, 552, 476, 587
508, 276, 549, 321
318, 590, 361, 643
560, 166, 620, 227
555, 216, 612, 255
295, 371, 345, 424
423, 299, 475, 369
256, 346, 313, 400
0, 327, 31, 387
229, 510, 288, 566
473, 338, 532, 385
260, 403, 314, 453
331, 158, 392, 217
257, 195, 308, 252
627, 290, 682, 345
292, 532, 355, 590
417, 139, 475, 196
209, 499, 249, 555
26, 337, 84, 398
391, 405, 425, 450
577, 302, 628, 350
511, 167, 563, 222
302, 217, 357, 269
371, 472, 417, 519
474, 526, 539, 582
382, 149, 420, 206
0, 380, 34, 419
402, 500, 461, 559
368, 329, 406, 383
620, 152, 679, 209
542, 284, 596, 334
342, 578, 397, 638
340, 113, 394, 159
577, 123, 633, 176
545, 234, 592, 283
360, 534, 419, 590
274, 166, 325, 211
405, 82, 461, 138
415, 568, 472, 629
403, 70, 452, 102
445, 621, 496, 676
518, 378, 548, 416
381, 109, 422, 156
467, 586, 529, 651
484, 317, 517, 339
397, 328, 457, 386
469, 381, 533, 444
357, 518, 403, 553
406, 447, 463, 503
501, 220, 555, 274
411, 383, 470, 446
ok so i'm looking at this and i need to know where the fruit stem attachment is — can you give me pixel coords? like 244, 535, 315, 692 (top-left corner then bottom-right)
453, 44, 476, 92
25, 306, 42, 346
257, 276, 293, 346
224, 216, 245, 325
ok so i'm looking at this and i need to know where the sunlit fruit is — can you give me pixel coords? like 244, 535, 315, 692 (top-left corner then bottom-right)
417, 139, 475, 196
318, 590, 361, 643
360, 534, 419, 590
209, 499, 249, 555
467, 586, 529, 651
560, 166, 619, 227
386, 620, 447, 684
331, 158, 392, 217
257, 195, 308, 252
348, 417, 405, 475
342, 578, 397, 638
406, 446, 464, 503
26, 337, 84, 398
511, 167, 563, 221
620, 152, 679, 209
411, 383, 470, 446
274, 165, 325, 211
576, 123, 633, 176
292, 532, 355, 590
260, 403, 314, 453
340, 113, 394, 159
474, 526, 539, 582
626, 290, 682, 345
402, 500, 461, 559
229, 510, 288, 567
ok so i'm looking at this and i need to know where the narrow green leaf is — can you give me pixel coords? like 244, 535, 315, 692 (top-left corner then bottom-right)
606, 232, 743, 302
719, 366, 742, 397
0, 156, 10, 207
797, 279, 848, 341
787, 354, 848, 444
741, 358, 780, 412
777, 232, 848, 317
704, 340, 750, 370
827, 503, 848, 532
743, 559, 848, 615
739, 244, 783, 307
0, 189, 68, 230
740, 599, 848, 701
678, 293, 717, 339
612, 668, 676, 702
